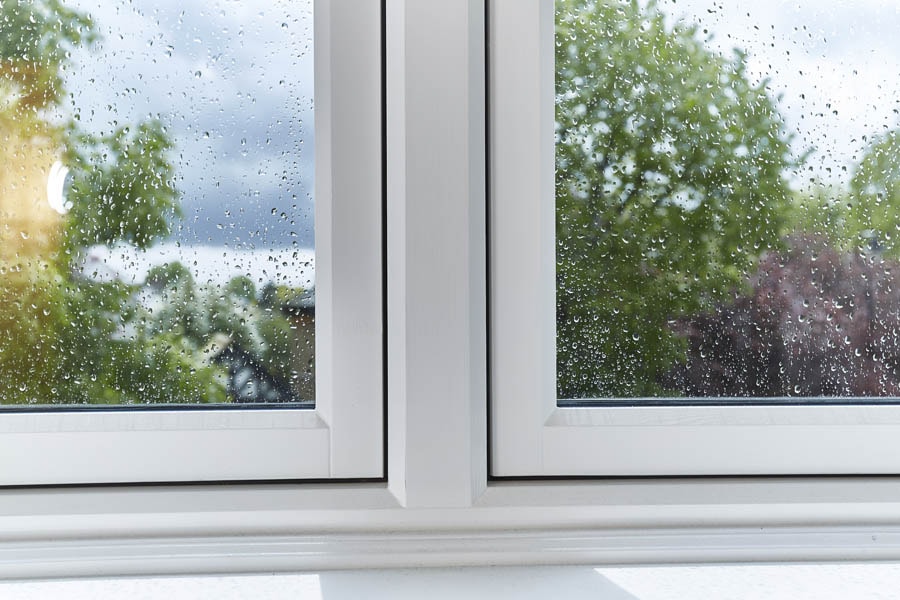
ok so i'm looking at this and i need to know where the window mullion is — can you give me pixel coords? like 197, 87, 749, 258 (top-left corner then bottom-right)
385, 0, 488, 507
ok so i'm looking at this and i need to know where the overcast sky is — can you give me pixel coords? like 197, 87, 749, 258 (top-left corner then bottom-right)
61, 0, 900, 264
66, 0, 315, 252
662, 0, 900, 187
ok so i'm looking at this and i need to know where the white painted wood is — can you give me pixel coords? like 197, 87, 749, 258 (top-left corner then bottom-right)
3, 526, 896, 576
0, 0, 383, 484
488, 0, 900, 477
6, 481, 900, 576
537, 404, 900, 475
386, 0, 487, 507
489, 0, 557, 477
0, 410, 329, 485
385, 0, 409, 507
315, 0, 384, 479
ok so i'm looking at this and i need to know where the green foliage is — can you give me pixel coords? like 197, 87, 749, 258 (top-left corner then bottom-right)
0, 260, 226, 405
0, 264, 69, 404
782, 182, 847, 245
225, 275, 257, 303
256, 312, 298, 384
0, 0, 96, 110
142, 262, 207, 343
139, 268, 307, 394
146, 261, 194, 289
258, 281, 298, 309
786, 129, 900, 257
845, 130, 900, 254
555, 0, 795, 397
0, 0, 225, 405
103, 332, 228, 405
64, 120, 181, 252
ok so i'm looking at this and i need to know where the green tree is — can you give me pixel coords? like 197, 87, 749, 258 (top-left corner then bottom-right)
845, 129, 900, 254
555, 0, 796, 398
0, 0, 95, 112
0, 0, 224, 404
64, 120, 181, 253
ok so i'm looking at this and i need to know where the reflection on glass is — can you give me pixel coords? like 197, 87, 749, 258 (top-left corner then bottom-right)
556, 0, 900, 401
0, 0, 314, 406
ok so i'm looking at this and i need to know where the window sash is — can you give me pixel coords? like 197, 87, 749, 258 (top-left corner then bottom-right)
488, 0, 900, 477
0, 0, 383, 485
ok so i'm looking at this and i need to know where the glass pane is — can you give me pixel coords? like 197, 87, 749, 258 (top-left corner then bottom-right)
556, 0, 900, 402
0, 0, 315, 406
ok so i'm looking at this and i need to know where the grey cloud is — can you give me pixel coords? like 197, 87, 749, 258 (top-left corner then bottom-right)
66, 0, 315, 249
175, 190, 314, 249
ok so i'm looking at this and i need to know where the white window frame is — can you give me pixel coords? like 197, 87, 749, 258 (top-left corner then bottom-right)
489, 0, 900, 477
6, 0, 900, 579
0, 0, 383, 485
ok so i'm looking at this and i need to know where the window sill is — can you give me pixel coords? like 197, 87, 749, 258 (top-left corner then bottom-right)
5, 479, 900, 578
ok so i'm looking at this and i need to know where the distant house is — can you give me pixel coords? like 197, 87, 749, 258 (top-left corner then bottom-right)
206, 286, 315, 404
209, 335, 302, 404
76, 248, 317, 405
282, 288, 316, 402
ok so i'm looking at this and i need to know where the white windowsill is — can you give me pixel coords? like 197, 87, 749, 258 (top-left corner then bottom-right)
5, 479, 900, 578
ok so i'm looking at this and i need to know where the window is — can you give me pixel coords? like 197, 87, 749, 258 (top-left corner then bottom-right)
0, 0, 383, 484
490, 0, 900, 476
5, 0, 900, 579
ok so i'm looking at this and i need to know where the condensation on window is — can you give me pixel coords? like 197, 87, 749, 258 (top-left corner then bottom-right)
0, 0, 315, 406
556, 0, 900, 402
